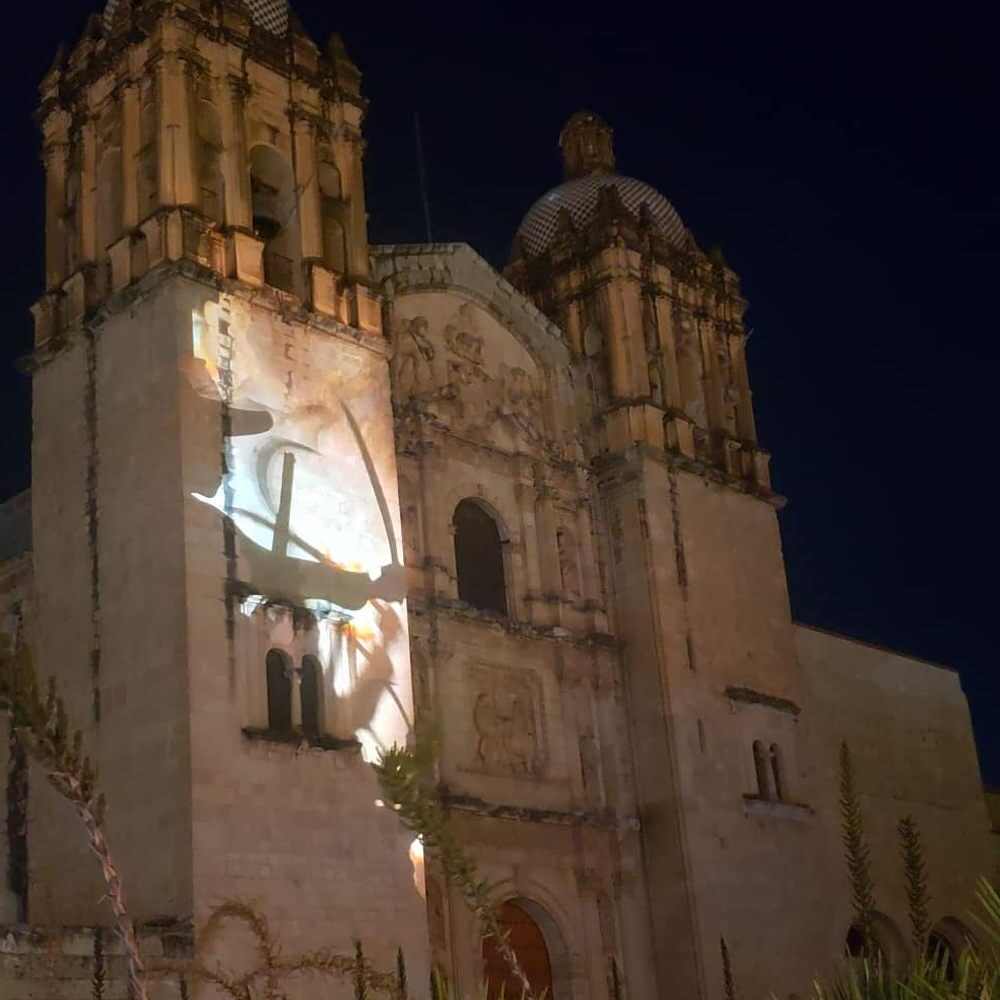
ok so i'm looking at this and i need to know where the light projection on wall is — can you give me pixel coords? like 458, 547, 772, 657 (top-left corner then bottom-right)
183, 295, 412, 759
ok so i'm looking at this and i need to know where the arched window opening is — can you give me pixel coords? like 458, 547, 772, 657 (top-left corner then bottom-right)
300, 655, 321, 737
453, 499, 507, 616
483, 901, 554, 1000
266, 650, 292, 733
926, 931, 957, 979
677, 333, 706, 427
250, 144, 301, 294
845, 923, 866, 959
196, 100, 224, 224
318, 160, 347, 274
752, 740, 771, 799
926, 919, 971, 980
844, 914, 908, 970
770, 743, 787, 801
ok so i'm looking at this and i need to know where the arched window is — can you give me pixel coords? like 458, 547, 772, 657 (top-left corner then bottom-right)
300, 655, 321, 737
453, 499, 507, 615
845, 923, 866, 958
677, 331, 706, 427
926, 919, 971, 980
318, 160, 347, 273
752, 740, 772, 799
196, 100, 224, 224
249, 144, 301, 294
770, 743, 787, 801
926, 931, 957, 979
844, 913, 908, 970
483, 901, 554, 1000
266, 650, 292, 733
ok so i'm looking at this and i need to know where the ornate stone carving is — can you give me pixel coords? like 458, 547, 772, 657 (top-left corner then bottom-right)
557, 527, 582, 602
392, 302, 550, 455
470, 666, 543, 776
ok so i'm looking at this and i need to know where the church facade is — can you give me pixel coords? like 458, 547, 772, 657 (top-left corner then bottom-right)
0, 1, 992, 998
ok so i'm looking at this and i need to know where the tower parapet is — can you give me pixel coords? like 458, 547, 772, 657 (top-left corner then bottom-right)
33, 0, 378, 348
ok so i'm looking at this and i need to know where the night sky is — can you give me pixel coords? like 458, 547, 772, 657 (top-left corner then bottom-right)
1, 2, 996, 781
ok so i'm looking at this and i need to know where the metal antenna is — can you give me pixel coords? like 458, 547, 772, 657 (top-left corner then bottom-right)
414, 112, 434, 243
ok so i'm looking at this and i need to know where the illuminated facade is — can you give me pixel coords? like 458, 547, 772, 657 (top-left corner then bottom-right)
0, 1, 993, 999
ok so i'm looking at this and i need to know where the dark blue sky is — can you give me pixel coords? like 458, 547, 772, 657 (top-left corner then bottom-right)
1, 1, 996, 780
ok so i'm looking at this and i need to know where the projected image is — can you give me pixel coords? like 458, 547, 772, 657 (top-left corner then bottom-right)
182, 295, 411, 756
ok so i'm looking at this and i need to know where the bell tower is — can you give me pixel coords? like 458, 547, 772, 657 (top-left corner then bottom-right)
29, 0, 429, 988
507, 118, 811, 1000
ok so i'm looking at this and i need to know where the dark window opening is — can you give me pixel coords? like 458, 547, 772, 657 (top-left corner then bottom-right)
926, 931, 958, 980
266, 649, 292, 732
845, 924, 866, 958
300, 655, 321, 737
453, 499, 507, 615
249, 145, 300, 294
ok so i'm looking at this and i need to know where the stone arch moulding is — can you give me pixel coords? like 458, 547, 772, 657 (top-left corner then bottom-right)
374, 250, 569, 374
440, 482, 517, 545
843, 910, 910, 969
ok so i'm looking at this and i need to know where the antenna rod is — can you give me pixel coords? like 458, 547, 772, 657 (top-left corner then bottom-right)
414, 112, 433, 243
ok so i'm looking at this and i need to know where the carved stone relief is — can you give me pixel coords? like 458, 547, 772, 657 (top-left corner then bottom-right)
391, 315, 436, 398
469, 665, 544, 777
391, 300, 548, 455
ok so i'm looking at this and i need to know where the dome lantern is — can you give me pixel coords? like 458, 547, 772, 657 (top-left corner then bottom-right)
511, 111, 688, 261
560, 110, 616, 180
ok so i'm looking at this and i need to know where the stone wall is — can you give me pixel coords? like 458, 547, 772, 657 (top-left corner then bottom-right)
0, 923, 191, 1000
797, 625, 992, 957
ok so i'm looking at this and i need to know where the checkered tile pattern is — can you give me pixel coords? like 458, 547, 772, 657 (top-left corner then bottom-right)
516, 174, 687, 258
104, 0, 289, 35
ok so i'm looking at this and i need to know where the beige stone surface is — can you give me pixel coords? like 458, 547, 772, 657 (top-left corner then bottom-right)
0, 5, 993, 1000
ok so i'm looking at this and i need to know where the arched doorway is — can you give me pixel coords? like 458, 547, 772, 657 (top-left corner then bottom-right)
483, 900, 553, 999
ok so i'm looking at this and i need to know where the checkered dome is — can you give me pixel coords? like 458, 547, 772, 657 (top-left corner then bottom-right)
104, 0, 290, 35
515, 173, 687, 259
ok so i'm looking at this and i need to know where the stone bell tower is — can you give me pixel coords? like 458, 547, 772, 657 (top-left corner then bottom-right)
508, 115, 815, 1000
29, 0, 429, 990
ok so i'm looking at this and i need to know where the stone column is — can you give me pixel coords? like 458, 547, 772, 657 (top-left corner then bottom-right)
698, 318, 726, 432
729, 332, 756, 441
343, 131, 370, 280
515, 474, 544, 625
121, 82, 140, 229
222, 76, 251, 229
157, 54, 195, 207
79, 119, 98, 263
601, 274, 650, 401
42, 140, 68, 288
293, 114, 322, 260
